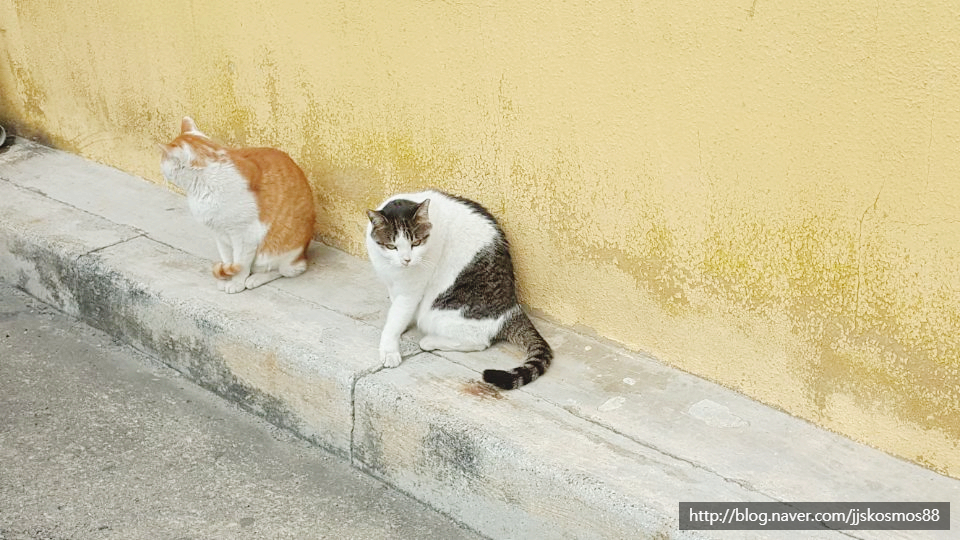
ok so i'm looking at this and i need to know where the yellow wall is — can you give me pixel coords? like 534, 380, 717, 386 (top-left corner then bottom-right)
2, 0, 958, 476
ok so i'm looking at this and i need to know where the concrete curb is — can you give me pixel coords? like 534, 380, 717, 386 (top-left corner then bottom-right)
1, 140, 956, 539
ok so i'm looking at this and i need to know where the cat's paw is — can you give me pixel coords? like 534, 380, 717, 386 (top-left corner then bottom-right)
244, 271, 283, 290
223, 280, 247, 294
280, 259, 307, 278
380, 350, 402, 368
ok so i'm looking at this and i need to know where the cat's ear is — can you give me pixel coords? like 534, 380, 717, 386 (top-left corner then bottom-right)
412, 199, 433, 238
414, 199, 430, 221
181, 116, 199, 134
366, 210, 387, 229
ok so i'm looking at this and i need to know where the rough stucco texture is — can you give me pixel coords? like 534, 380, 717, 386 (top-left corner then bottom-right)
1, 1, 958, 477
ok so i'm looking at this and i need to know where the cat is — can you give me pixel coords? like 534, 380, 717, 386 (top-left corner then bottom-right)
365, 190, 552, 389
159, 117, 316, 293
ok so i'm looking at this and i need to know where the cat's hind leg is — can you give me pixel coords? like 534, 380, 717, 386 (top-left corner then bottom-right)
279, 257, 307, 278
244, 247, 307, 289
417, 310, 496, 353
243, 271, 282, 290
419, 335, 489, 352
277, 245, 308, 278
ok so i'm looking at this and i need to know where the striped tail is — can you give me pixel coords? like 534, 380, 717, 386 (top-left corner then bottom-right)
483, 309, 553, 390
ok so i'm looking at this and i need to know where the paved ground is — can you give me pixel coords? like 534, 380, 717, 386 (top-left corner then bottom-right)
0, 283, 482, 540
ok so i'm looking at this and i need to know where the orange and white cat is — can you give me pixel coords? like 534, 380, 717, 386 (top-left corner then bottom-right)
160, 117, 316, 293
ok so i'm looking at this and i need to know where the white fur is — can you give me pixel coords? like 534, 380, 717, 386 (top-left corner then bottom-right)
161, 137, 272, 294
243, 248, 308, 289
366, 190, 509, 368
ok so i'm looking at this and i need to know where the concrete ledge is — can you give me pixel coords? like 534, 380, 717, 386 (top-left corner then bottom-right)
1, 140, 956, 539
353, 354, 748, 539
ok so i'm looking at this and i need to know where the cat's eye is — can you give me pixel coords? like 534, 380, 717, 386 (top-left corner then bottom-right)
384, 243, 397, 250
411, 239, 423, 247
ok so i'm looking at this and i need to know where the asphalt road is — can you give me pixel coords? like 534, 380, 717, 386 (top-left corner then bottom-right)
0, 282, 483, 540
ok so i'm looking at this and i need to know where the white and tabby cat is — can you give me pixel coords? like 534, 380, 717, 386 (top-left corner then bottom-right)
365, 190, 552, 389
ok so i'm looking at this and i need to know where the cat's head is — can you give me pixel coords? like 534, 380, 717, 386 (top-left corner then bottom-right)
158, 117, 227, 186
366, 199, 432, 267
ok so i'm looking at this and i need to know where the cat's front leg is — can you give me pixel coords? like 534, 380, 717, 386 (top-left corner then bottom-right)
214, 235, 232, 267
379, 294, 419, 368
213, 235, 235, 291
223, 236, 257, 294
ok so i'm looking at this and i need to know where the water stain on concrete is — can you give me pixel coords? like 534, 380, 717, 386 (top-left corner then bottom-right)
421, 423, 482, 483
460, 380, 504, 401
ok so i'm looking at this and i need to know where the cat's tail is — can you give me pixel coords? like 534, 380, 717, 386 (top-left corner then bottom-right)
212, 262, 242, 280
484, 309, 553, 390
